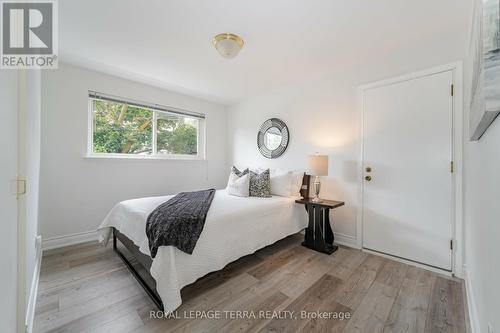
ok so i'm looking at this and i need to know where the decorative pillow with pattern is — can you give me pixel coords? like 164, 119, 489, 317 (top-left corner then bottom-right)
249, 169, 271, 197
232, 166, 248, 177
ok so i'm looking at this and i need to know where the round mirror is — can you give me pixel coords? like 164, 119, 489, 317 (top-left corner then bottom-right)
257, 118, 289, 159
264, 127, 283, 150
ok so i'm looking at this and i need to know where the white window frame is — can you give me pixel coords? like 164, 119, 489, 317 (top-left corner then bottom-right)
86, 92, 206, 160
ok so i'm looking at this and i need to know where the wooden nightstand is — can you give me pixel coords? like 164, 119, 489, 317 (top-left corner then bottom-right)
295, 198, 345, 254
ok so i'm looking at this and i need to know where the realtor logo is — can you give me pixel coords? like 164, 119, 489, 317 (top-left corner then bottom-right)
1, 0, 58, 68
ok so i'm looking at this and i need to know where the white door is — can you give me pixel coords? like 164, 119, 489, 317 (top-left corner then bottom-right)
362, 70, 453, 270
0, 72, 19, 332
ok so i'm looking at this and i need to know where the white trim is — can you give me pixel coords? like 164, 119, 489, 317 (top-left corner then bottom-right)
362, 248, 453, 277
357, 62, 464, 277
356, 83, 365, 249
152, 111, 158, 155
42, 230, 98, 251
463, 264, 481, 333
300, 229, 358, 249
452, 63, 465, 278
87, 95, 206, 160
358, 62, 463, 91
25, 236, 42, 333
88, 91, 205, 119
84, 153, 207, 161
334, 232, 359, 249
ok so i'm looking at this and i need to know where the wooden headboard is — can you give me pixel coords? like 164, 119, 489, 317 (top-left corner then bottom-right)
300, 173, 311, 199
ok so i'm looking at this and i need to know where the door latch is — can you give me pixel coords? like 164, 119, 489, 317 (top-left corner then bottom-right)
11, 179, 26, 199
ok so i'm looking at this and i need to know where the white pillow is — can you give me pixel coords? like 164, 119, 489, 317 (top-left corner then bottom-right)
227, 172, 250, 197
270, 170, 292, 197
290, 171, 305, 197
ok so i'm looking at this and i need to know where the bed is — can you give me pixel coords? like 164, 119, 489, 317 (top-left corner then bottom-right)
98, 175, 310, 313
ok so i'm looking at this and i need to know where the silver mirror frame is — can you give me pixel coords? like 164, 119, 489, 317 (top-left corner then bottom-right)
257, 118, 289, 158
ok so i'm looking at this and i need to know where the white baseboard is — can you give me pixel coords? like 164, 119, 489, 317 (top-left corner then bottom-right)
362, 248, 453, 277
335, 232, 358, 249
463, 264, 481, 333
26, 235, 42, 333
42, 230, 98, 251
300, 230, 358, 249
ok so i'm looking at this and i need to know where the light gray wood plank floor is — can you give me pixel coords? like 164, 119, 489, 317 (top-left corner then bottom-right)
34, 234, 468, 333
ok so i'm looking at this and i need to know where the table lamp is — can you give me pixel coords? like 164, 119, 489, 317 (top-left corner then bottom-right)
307, 155, 329, 202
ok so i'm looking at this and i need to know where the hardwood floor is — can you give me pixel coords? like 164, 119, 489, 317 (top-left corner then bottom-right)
34, 234, 468, 333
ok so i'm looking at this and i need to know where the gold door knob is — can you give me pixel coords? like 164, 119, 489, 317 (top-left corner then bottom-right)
365, 175, 372, 181
365, 167, 372, 172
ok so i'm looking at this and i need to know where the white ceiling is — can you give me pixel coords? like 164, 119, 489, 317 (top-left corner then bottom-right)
60, 0, 471, 105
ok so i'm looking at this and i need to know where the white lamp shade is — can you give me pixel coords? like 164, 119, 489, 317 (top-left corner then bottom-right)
307, 155, 329, 176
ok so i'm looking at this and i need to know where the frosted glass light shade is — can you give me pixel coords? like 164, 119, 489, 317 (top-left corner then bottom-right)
307, 155, 329, 176
213, 33, 244, 59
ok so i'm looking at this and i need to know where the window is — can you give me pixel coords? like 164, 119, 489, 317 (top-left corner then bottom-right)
88, 92, 205, 159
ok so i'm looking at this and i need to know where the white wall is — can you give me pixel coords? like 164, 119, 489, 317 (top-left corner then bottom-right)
39, 63, 228, 240
227, 34, 467, 245
463, 118, 500, 333
463, 34, 500, 333
0, 70, 19, 333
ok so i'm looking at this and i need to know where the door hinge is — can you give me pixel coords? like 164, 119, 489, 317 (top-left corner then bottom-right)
451, 84, 454, 96
450, 161, 454, 173
450, 239, 454, 250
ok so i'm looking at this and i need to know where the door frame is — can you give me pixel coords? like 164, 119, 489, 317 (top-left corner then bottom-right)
356, 62, 464, 277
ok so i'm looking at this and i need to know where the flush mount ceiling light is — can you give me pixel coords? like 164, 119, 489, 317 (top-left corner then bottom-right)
212, 33, 244, 59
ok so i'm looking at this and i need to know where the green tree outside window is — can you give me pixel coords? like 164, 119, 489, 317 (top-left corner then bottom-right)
92, 99, 198, 156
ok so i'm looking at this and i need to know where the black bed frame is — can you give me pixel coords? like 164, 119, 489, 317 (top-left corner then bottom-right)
112, 174, 310, 311
113, 228, 164, 310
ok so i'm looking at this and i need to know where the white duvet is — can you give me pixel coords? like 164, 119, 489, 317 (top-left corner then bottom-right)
98, 189, 307, 313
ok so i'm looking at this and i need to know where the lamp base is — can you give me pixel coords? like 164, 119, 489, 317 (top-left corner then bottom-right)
312, 176, 322, 203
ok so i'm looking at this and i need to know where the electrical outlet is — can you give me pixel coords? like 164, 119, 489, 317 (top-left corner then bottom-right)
488, 322, 493, 333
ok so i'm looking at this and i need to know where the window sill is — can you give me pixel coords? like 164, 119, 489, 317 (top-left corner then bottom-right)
84, 154, 206, 161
